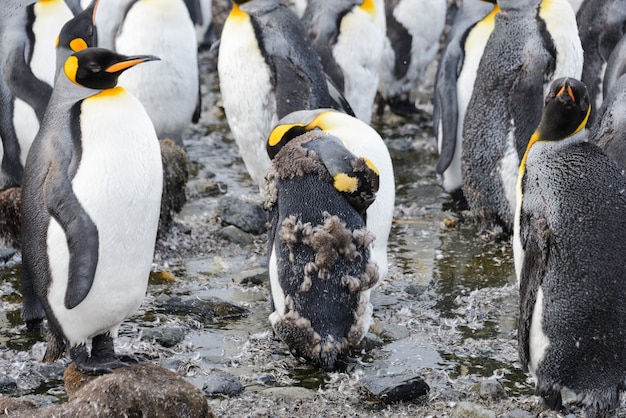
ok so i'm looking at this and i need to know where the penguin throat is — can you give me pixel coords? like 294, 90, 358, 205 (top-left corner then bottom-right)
92, 86, 126, 99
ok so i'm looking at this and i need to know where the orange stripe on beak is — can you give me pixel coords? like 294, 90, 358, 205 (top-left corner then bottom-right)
105, 58, 147, 73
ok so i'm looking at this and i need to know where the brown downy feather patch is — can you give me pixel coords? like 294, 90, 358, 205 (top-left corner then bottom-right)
43, 331, 67, 363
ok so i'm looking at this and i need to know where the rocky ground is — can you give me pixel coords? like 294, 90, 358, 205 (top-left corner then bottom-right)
0, 46, 625, 418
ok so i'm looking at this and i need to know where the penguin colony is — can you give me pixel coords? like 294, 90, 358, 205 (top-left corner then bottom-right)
0, 0, 624, 415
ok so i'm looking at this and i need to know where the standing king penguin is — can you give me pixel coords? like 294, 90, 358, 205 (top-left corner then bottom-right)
265, 129, 379, 369
21, 47, 162, 374
514, 77, 626, 416
433, 0, 497, 207
218, 0, 346, 194
267, 109, 394, 280
302, 0, 386, 124
461, 0, 583, 234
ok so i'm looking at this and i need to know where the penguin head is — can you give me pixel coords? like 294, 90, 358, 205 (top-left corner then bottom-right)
267, 109, 345, 159
63, 47, 160, 90
57, 0, 99, 54
535, 77, 591, 142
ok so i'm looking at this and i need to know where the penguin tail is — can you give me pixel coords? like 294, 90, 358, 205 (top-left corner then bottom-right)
318, 336, 341, 370
43, 331, 67, 363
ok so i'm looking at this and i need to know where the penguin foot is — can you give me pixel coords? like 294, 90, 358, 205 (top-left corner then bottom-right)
118, 353, 145, 364
541, 388, 571, 414
70, 344, 128, 375
387, 97, 421, 118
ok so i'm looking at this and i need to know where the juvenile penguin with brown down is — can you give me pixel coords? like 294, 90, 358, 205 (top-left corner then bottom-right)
265, 129, 379, 369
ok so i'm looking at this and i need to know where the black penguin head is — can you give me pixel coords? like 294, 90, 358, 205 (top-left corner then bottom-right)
536, 77, 591, 141
63, 47, 160, 90
267, 109, 335, 160
57, 0, 99, 53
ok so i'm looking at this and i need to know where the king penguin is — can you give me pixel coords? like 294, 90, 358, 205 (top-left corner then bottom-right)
114, 0, 199, 147
267, 109, 394, 280
432, 0, 497, 208
576, 0, 626, 125
461, 0, 583, 234
301, 0, 386, 124
217, 0, 349, 194
265, 129, 379, 369
514, 77, 626, 416
588, 74, 626, 173
21, 47, 162, 374
377, 0, 447, 117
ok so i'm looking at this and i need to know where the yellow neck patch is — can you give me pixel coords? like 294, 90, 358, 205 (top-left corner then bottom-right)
334, 173, 359, 193
268, 124, 301, 147
360, 0, 376, 16
90, 86, 125, 99
229, 3, 249, 21
363, 158, 379, 175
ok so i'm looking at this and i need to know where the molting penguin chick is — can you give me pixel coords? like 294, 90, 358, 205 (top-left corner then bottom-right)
514, 77, 626, 416
433, 0, 497, 208
461, 0, 582, 235
302, 0, 385, 124
218, 0, 345, 194
21, 47, 162, 374
377, 0, 446, 118
115, 0, 199, 147
267, 109, 394, 280
265, 130, 380, 369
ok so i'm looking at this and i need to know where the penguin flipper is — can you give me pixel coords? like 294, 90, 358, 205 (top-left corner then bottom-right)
517, 212, 551, 370
4, 45, 52, 123
45, 175, 99, 310
325, 76, 355, 117
434, 44, 462, 175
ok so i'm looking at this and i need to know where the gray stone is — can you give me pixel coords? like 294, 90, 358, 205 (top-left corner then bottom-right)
361, 373, 430, 404
218, 225, 254, 245
217, 196, 267, 235
143, 326, 186, 348
202, 370, 243, 397
477, 378, 506, 399
0, 374, 17, 394
186, 177, 225, 198
0, 362, 213, 417
236, 267, 269, 286
451, 401, 497, 418
158, 296, 248, 324
159, 139, 189, 236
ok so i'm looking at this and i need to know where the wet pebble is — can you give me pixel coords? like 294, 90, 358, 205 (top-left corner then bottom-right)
451, 401, 497, 418
142, 326, 186, 348
361, 373, 430, 404
0, 247, 16, 263
218, 225, 254, 245
217, 196, 267, 235
474, 378, 506, 400
202, 370, 244, 397
158, 296, 248, 323
235, 267, 269, 286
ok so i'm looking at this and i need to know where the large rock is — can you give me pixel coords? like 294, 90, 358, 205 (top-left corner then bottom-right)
159, 139, 189, 236
0, 362, 212, 417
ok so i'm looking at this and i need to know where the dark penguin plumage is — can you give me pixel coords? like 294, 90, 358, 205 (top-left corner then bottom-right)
514, 77, 626, 416
218, 0, 350, 193
432, 0, 496, 208
21, 47, 162, 374
576, 0, 626, 125
265, 129, 379, 369
589, 74, 626, 172
461, 0, 582, 234
603, 33, 626, 98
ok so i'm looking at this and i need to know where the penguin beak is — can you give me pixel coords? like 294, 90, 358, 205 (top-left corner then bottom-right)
556, 83, 576, 103
92, 0, 100, 26
105, 55, 160, 73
